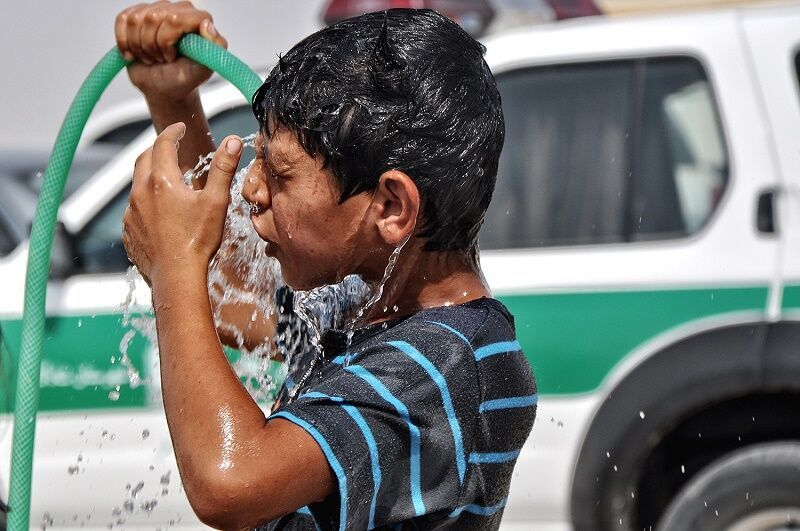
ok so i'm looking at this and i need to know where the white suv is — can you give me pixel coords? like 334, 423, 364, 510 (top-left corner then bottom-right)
1, 3, 799, 530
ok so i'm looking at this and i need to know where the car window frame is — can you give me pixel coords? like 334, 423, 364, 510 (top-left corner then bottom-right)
481, 52, 731, 252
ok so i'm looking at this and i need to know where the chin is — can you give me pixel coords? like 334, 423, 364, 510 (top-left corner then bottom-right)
279, 265, 343, 292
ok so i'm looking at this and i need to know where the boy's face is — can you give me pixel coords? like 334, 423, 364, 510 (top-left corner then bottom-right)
242, 127, 374, 290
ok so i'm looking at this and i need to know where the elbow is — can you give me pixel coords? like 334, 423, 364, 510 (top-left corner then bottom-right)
183, 467, 278, 530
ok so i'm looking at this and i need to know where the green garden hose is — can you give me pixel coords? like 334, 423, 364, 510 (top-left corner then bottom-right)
8, 34, 263, 531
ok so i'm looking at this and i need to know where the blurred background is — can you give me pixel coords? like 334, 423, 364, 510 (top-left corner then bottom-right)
0, 0, 774, 150
2, 1, 800, 530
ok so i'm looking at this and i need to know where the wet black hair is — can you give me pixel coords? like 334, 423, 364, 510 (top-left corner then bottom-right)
251, 8, 504, 258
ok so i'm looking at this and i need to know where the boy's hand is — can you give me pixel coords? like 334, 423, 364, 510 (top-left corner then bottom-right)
115, 1, 228, 102
122, 123, 242, 291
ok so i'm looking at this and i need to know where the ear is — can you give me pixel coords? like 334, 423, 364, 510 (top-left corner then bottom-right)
372, 169, 420, 246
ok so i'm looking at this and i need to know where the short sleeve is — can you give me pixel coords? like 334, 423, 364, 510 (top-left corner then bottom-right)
268, 324, 482, 531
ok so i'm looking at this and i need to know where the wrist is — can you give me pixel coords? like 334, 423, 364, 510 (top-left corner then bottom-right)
145, 89, 202, 119
150, 262, 209, 309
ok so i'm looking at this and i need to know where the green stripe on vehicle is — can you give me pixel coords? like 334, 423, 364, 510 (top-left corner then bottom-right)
0, 286, 770, 411
497, 286, 768, 395
0, 313, 283, 413
782, 284, 800, 310
0, 314, 149, 413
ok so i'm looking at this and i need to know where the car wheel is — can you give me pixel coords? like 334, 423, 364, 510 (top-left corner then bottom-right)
657, 441, 800, 531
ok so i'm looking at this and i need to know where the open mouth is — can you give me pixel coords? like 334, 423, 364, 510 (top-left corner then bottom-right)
247, 201, 266, 215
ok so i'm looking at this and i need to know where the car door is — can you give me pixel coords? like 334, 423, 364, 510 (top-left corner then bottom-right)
479, 13, 782, 527
740, 5, 800, 317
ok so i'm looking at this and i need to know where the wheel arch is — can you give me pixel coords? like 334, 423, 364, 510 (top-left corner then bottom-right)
568, 317, 800, 530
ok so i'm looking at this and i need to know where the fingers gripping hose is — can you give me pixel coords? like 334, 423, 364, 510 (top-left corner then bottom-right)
8, 34, 262, 531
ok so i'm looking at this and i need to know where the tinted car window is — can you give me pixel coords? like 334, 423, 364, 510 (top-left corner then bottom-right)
0, 218, 14, 257
796, 50, 800, 98
74, 185, 131, 274
208, 106, 259, 141
93, 119, 152, 145
481, 56, 727, 250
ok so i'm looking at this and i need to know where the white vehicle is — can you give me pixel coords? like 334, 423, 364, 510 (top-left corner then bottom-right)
1, 2, 800, 530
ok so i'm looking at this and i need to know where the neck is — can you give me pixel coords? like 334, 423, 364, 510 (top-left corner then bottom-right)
360, 242, 491, 325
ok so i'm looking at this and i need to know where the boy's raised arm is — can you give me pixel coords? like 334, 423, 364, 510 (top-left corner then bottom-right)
123, 124, 334, 529
115, 1, 226, 174
117, 1, 278, 352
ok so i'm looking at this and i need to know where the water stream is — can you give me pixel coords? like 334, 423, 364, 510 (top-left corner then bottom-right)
118, 137, 404, 403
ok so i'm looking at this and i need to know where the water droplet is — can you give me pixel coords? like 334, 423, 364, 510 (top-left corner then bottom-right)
606, 452, 611, 458
108, 390, 120, 401
681, 465, 685, 474
131, 481, 145, 497
77, 319, 83, 328
68, 465, 80, 475
123, 500, 135, 513
557, 421, 563, 428
613, 465, 618, 471
392, 304, 399, 312
639, 411, 645, 419
141, 429, 150, 440
111, 507, 122, 517
160, 471, 171, 486
140, 500, 158, 513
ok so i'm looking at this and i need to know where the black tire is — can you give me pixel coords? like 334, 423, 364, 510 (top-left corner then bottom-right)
657, 441, 800, 531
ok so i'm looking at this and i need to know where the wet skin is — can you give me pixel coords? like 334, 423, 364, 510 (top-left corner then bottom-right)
117, 2, 493, 528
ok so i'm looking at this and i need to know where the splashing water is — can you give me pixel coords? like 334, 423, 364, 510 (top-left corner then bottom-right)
119, 132, 407, 403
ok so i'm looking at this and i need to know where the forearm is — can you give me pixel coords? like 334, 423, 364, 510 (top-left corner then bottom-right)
152, 271, 269, 494
146, 90, 216, 174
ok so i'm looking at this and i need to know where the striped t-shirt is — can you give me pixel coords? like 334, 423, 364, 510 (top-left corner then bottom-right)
262, 297, 537, 530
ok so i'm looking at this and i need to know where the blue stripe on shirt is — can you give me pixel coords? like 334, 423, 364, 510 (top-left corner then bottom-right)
448, 497, 508, 518
468, 450, 521, 464
270, 411, 348, 530
300, 391, 382, 529
345, 364, 426, 516
295, 506, 322, 531
474, 340, 522, 361
479, 394, 538, 413
387, 340, 467, 484
427, 321, 472, 348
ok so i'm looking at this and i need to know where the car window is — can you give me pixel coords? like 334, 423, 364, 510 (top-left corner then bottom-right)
208, 106, 259, 172
208, 106, 259, 141
73, 185, 132, 274
93, 119, 152, 145
795, 49, 800, 99
0, 218, 14, 258
481, 56, 728, 250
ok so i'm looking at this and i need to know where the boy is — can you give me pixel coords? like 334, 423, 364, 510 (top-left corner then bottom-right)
117, 2, 536, 529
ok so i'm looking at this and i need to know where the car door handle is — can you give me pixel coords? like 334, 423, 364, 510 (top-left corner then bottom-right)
756, 189, 777, 234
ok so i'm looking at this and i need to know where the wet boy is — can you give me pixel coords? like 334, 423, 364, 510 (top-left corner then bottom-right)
118, 2, 536, 529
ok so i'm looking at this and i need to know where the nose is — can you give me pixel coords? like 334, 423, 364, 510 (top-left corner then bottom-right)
241, 161, 271, 212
